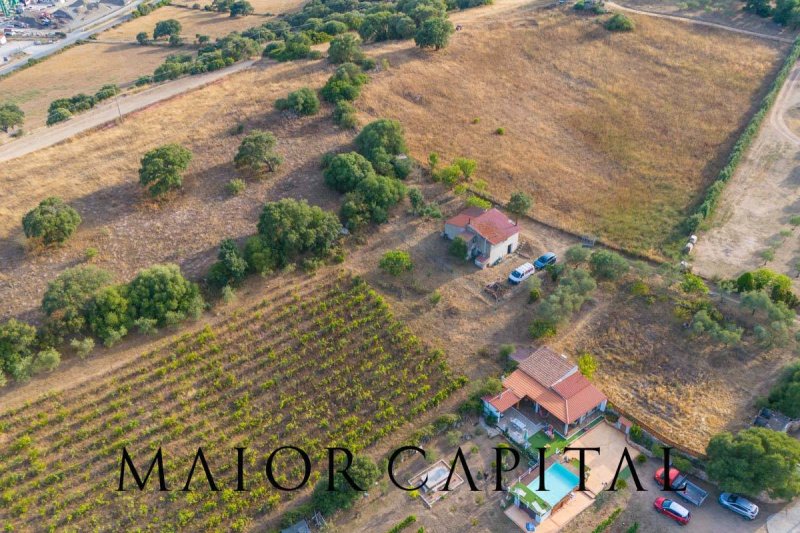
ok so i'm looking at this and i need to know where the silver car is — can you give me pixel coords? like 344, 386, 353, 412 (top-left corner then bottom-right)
719, 493, 759, 520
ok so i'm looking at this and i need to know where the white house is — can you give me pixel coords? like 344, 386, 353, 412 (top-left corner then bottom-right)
444, 207, 519, 268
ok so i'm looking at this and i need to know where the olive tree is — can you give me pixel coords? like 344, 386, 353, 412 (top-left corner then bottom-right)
323, 152, 376, 193
127, 264, 203, 327
42, 266, 113, 336
234, 130, 283, 176
0, 102, 24, 132
379, 250, 413, 276
22, 197, 82, 245
139, 144, 193, 197
414, 17, 454, 50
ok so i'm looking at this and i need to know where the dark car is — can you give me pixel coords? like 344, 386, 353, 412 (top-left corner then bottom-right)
719, 493, 759, 520
533, 252, 557, 270
654, 497, 691, 525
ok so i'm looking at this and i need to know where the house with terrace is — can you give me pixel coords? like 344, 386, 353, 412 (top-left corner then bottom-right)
443, 207, 519, 268
483, 347, 607, 445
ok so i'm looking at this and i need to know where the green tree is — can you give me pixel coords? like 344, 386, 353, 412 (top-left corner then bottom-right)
275, 87, 320, 116
42, 266, 113, 336
506, 191, 532, 223
0, 102, 24, 132
207, 238, 248, 288
243, 235, 278, 275
136, 31, 149, 45
414, 17, 454, 50
321, 62, 368, 103
681, 273, 709, 295
354, 119, 408, 177
605, 13, 634, 32
765, 362, 800, 418
46, 107, 72, 126
0, 319, 37, 380
379, 250, 413, 276
333, 100, 358, 129
323, 152, 376, 193
577, 353, 597, 379
257, 199, 342, 266
341, 174, 406, 229
745, 0, 773, 16
449, 236, 468, 260
234, 130, 283, 175
707, 427, 800, 499
311, 454, 380, 516
328, 33, 364, 64
229, 0, 253, 16
589, 250, 629, 280
85, 285, 131, 347
138, 144, 193, 197
127, 264, 203, 327
31, 348, 60, 373
564, 245, 590, 267
154, 19, 182, 40
22, 197, 82, 245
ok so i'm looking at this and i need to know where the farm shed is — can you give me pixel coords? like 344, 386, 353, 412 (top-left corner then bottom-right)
444, 207, 519, 268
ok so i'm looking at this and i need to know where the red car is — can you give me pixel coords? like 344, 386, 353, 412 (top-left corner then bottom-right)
654, 497, 691, 525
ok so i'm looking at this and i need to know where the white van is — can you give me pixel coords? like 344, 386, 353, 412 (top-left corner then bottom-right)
508, 262, 535, 285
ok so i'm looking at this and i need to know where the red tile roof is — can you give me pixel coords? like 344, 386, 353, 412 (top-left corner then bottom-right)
483, 389, 522, 413
445, 207, 485, 228
503, 346, 607, 425
469, 208, 519, 245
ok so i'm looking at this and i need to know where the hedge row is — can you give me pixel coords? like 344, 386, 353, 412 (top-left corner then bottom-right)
682, 36, 800, 234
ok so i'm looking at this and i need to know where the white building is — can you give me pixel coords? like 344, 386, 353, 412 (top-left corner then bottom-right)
444, 207, 520, 268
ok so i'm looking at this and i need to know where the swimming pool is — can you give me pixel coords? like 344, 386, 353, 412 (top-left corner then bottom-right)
527, 463, 580, 508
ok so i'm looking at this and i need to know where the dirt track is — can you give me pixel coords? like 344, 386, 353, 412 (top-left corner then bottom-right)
693, 61, 800, 287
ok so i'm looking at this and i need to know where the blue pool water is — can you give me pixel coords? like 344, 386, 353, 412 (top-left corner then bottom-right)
527, 463, 580, 508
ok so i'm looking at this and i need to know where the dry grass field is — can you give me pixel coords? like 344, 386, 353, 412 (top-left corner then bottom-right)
0, 0, 305, 130
359, 7, 787, 256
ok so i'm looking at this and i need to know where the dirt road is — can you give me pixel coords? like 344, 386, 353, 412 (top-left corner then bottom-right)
0, 59, 256, 163
693, 61, 800, 287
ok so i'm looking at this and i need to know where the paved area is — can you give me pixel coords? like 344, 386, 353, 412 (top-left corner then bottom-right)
563, 422, 640, 494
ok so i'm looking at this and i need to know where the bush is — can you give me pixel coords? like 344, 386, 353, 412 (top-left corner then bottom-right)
22, 197, 82, 245
310, 455, 380, 516
449, 236, 468, 260
226, 178, 246, 195
257, 199, 342, 266
42, 266, 113, 336
577, 353, 597, 378
414, 17, 454, 50
323, 152, 376, 193
234, 130, 283, 175
0, 102, 24, 132
243, 235, 278, 275
328, 33, 364, 64
229, 0, 253, 16
764, 362, 800, 418
139, 144, 193, 197
605, 13, 634, 32
31, 348, 61, 373
354, 119, 408, 177
85, 285, 131, 347
154, 19, 182, 40
0, 319, 38, 380
265, 33, 312, 61
127, 264, 203, 326
70, 337, 95, 358
207, 239, 248, 288
321, 62, 368, 103
589, 250, 629, 280
275, 87, 320, 116
379, 250, 413, 276
340, 175, 406, 229
333, 100, 358, 129
136, 31, 149, 44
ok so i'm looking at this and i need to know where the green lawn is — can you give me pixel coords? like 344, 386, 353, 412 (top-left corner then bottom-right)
527, 431, 568, 458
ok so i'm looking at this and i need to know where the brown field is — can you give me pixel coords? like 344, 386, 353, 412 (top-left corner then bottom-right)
358, 6, 786, 256
0, 0, 305, 130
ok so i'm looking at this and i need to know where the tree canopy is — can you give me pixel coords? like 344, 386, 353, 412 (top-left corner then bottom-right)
85, 285, 131, 347
126, 264, 203, 327
0, 102, 24, 132
256, 199, 342, 266
22, 197, 82, 245
139, 144, 193, 197
765, 362, 800, 418
275, 87, 320, 116
414, 17, 454, 50
328, 33, 364, 64
707, 427, 800, 499
234, 130, 283, 175
506, 192, 531, 222
379, 250, 413, 276
154, 19, 182, 39
354, 119, 408, 177
42, 266, 113, 336
588, 250, 629, 280
323, 152, 377, 193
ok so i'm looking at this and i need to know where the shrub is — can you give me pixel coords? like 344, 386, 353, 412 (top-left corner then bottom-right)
495, 127, 505, 135
323, 152, 376, 193
354, 119, 408, 177
138, 144, 193, 197
226, 178, 246, 195
333, 100, 358, 129
275, 87, 320, 115
22, 197, 82, 245
84, 247, 99, 262
328, 33, 364, 64
589, 250, 629, 280
47, 107, 72, 125
414, 17, 454, 50
605, 13, 634, 32
321, 62, 368, 103
449, 236, 468, 260
506, 191, 531, 222
577, 353, 597, 379
311, 455, 380, 516
94, 84, 120, 102
154, 19, 182, 40
265, 33, 312, 61
764, 362, 800, 418
136, 31, 149, 44
234, 130, 283, 175
243, 235, 278, 275
465, 195, 491, 209
257, 199, 342, 266
42, 266, 113, 336
380, 250, 413, 276
168, 34, 183, 47
127, 264, 203, 326
31, 348, 60, 373
85, 284, 131, 346
70, 337, 95, 358
229, 0, 253, 16
0, 102, 24, 132
340, 175, 406, 229
207, 239, 248, 288
0, 319, 37, 380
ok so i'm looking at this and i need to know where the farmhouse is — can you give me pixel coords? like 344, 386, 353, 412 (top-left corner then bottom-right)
483, 347, 607, 440
443, 207, 519, 268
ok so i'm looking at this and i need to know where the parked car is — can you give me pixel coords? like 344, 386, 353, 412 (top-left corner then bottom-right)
533, 252, 557, 270
654, 467, 708, 506
508, 262, 535, 285
654, 497, 691, 525
719, 493, 759, 520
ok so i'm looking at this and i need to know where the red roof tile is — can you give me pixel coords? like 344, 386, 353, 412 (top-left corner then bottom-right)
552, 372, 590, 399
483, 388, 522, 413
518, 347, 575, 387
445, 207, 486, 228
469, 208, 519, 245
